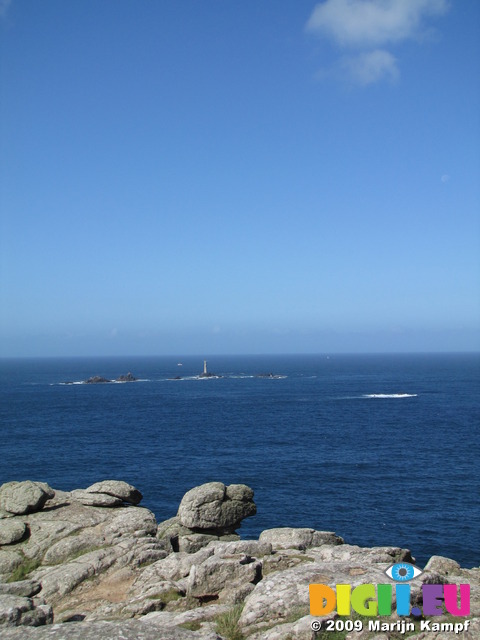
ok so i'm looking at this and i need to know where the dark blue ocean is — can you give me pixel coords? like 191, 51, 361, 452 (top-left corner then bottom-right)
1, 353, 479, 568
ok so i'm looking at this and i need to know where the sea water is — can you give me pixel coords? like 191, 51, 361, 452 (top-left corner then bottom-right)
0, 353, 478, 567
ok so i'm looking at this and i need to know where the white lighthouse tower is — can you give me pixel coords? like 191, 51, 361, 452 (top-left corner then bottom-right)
203, 360, 208, 375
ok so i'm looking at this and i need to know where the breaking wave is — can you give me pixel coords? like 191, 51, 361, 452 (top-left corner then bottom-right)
363, 393, 417, 399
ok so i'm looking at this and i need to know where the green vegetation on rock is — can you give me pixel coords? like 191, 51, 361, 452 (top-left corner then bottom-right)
7, 556, 41, 582
215, 604, 245, 640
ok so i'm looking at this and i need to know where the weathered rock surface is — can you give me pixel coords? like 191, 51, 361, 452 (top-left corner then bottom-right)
0, 481, 54, 515
0, 594, 53, 627
0, 619, 221, 638
0, 580, 42, 597
85, 480, 143, 505
70, 490, 122, 507
259, 527, 343, 550
157, 516, 241, 554
0, 519, 26, 545
177, 482, 256, 532
0, 548, 23, 576
0, 478, 478, 640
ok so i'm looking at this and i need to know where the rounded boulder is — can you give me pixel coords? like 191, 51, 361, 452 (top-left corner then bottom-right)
0, 481, 54, 515
85, 480, 143, 505
177, 482, 256, 531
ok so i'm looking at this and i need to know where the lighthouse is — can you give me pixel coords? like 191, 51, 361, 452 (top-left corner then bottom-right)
199, 359, 218, 378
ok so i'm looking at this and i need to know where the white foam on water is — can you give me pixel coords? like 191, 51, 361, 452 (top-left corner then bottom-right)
363, 393, 417, 399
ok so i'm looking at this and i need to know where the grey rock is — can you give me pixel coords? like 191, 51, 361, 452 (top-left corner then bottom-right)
424, 554, 461, 575
408, 617, 480, 640
121, 537, 168, 569
0, 549, 23, 579
157, 516, 194, 552
33, 547, 119, 598
70, 490, 122, 507
261, 548, 318, 576
157, 516, 190, 538
238, 561, 389, 632
0, 580, 41, 597
42, 533, 104, 566
102, 506, 157, 539
248, 614, 322, 639
220, 483, 256, 529
13, 511, 98, 563
0, 519, 27, 545
83, 579, 182, 621
178, 533, 241, 554
84, 376, 110, 384
238, 563, 320, 630
177, 482, 256, 531
259, 527, 343, 551
115, 372, 137, 382
0, 594, 53, 627
144, 602, 229, 626
0, 497, 164, 617
32, 483, 55, 501
0, 482, 54, 516
133, 539, 267, 605
133, 546, 217, 590
13, 602, 53, 627
178, 482, 225, 529
177, 533, 220, 553
157, 516, 240, 554
186, 553, 262, 600
98, 596, 163, 619
0, 619, 222, 638
210, 539, 273, 558
220, 581, 256, 605
85, 480, 142, 505
225, 484, 254, 502
2, 479, 479, 640
0, 510, 16, 519
307, 543, 413, 564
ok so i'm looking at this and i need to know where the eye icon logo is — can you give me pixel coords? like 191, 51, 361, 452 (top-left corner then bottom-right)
385, 562, 423, 582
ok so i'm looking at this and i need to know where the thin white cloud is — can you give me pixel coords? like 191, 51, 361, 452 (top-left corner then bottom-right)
306, 0, 449, 86
341, 49, 398, 85
306, 0, 449, 47
0, 0, 11, 18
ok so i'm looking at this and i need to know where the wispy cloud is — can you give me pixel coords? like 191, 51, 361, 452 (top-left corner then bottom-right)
306, 0, 450, 85
306, 0, 449, 46
0, 0, 12, 19
341, 49, 398, 85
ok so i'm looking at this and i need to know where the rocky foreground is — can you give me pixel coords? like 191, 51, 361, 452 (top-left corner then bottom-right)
0, 480, 478, 639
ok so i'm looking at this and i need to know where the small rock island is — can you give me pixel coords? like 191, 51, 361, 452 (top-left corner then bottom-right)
83, 372, 138, 384
255, 372, 283, 379
115, 372, 137, 382
83, 376, 110, 384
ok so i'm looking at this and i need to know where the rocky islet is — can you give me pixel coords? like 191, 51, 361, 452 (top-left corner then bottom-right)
0, 479, 478, 639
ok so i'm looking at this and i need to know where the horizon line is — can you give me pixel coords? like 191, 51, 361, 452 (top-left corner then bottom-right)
1, 350, 479, 360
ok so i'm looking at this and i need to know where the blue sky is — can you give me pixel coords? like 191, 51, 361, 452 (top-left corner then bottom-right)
1, 0, 479, 356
